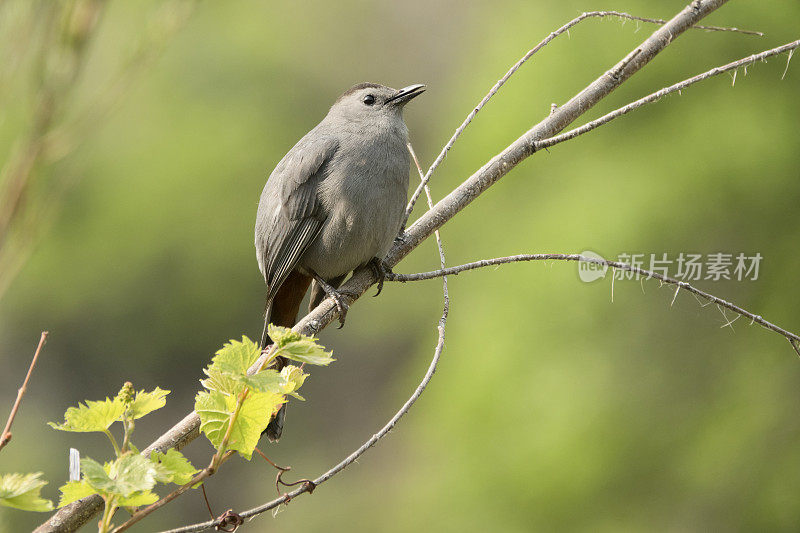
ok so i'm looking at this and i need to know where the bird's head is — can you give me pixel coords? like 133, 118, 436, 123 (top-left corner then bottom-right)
328, 82, 425, 126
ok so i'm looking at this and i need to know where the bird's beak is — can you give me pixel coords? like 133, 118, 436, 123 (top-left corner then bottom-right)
386, 83, 426, 106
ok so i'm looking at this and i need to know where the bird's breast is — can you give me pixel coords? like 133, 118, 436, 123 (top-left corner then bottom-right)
301, 136, 410, 279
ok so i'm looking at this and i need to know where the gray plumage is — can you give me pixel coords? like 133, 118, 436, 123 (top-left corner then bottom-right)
255, 82, 424, 441
255, 82, 424, 331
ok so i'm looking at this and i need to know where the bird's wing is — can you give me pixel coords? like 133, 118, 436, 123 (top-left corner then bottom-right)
256, 131, 338, 304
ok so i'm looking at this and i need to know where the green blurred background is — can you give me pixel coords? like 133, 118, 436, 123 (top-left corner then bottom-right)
1, 0, 799, 531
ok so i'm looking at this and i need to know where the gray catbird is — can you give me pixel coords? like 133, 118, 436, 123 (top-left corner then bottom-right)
255, 82, 425, 440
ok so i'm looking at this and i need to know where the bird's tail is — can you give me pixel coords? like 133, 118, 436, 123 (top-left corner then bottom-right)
260, 300, 273, 349
261, 271, 311, 441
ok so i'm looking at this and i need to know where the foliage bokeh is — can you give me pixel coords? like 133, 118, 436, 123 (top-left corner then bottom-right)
1, 0, 799, 531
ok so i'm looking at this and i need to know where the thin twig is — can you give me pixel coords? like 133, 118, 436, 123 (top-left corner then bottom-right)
536, 40, 800, 151
0, 331, 48, 452
389, 253, 800, 349
407, 142, 448, 279
400, 9, 760, 229
200, 484, 214, 521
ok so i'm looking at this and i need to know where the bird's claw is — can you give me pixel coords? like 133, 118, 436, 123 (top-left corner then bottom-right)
368, 257, 392, 297
313, 275, 351, 328
330, 291, 349, 328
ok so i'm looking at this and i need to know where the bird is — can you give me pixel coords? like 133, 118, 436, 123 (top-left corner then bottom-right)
255, 82, 425, 440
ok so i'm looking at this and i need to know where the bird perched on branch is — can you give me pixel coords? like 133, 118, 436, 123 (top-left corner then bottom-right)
255, 82, 425, 440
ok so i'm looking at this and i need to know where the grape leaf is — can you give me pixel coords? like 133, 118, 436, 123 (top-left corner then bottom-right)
118, 490, 159, 507
280, 365, 308, 400
233, 369, 285, 394
151, 449, 198, 485
48, 398, 124, 432
268, 325, 334, 366
266, 324, 302, 347
195, 389, 283, 459
127, 387, 170, 419
82, 455, 159, 498
200, 336, 262, 395
57, 480, 96, 507
0, 472, 54, 512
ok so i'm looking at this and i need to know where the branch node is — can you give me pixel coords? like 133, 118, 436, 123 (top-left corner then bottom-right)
214, 509, 244, 532
609, 48, 642, 81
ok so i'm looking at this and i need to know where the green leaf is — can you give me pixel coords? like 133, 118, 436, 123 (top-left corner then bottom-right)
268, 324, 334, 366
281, 365, 308, 393
195, 390, 230, 449
127, 387, 170, 419
236, 365, 308, 398
233, 369, 285, 394
82, 455, 159, 498
0, 472, 54, 512
57, 480, 97, 507
199, 370, 242, 397
150, 449, 199, 485
266, 324, 301, 347
48, 397, 125, 432
230, 391, 284, 459
274, 365, 307, 400
278, 339, 335, 366
80, 458, 114, 492
200, 336, 262, 395
195, 389, 283, 459
118, 490, 159, 507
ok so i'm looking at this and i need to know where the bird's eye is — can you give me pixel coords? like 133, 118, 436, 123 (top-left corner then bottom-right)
363, 94, 376, 106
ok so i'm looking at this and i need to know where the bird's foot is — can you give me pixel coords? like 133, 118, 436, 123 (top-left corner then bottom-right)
368, 257, 393, 297
312, 274, 352, 328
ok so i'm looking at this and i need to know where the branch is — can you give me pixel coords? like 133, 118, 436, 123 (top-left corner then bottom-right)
36, 1, 744, 530
0, 331, 48, 451
400, 8, 760, 229
536, 39, 800, 151
388, 253, 800, 351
